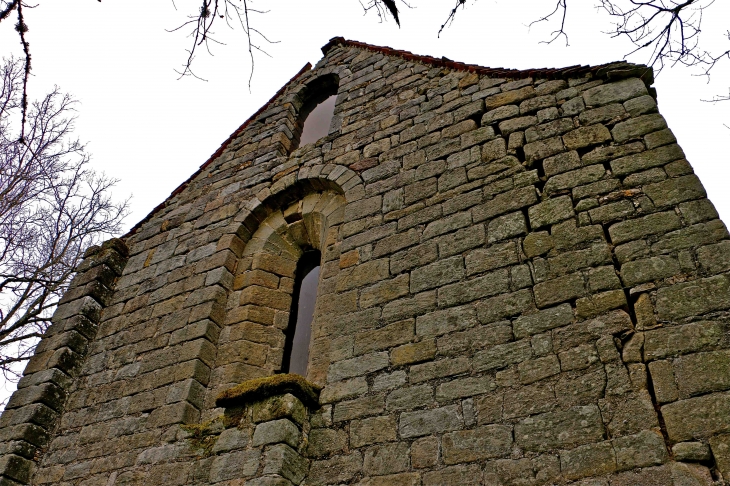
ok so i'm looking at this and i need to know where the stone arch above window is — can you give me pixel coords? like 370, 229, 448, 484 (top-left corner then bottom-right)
291, 73, 340, 151
204, 190, 345, 412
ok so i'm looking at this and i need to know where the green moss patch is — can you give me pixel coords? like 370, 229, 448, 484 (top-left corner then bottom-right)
216, 373, 322, 409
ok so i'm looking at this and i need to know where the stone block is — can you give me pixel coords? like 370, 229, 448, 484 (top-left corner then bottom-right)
354, 319, 413, 355
485, 86, 536, 111
358, 472, 421, 486
442, 425, 513, 464
522, 231, 554, 258
613, 430, 668, 471
563, 124, 612, 150
410, 255, 465, 293
610, 144, 685, 177
518, 354, 560, 384
528, 196, 574, 229
645, 128, 677, 149
466, 241, 519, 275
308, 453, 363, 485
674, 350, 730, 397
363, 442, 410, 476
487, 211, 527, 243
612, 113, 667, 143
648, 360, 679, 404
399, 405, 463, 438
212, 427, 250, 453
422, 464, 483, 486
523, 136, 565, 163
209, 450, 260, 482
262, 444, 309, 485
533, 272, 585, 308
645, 321, 723, 360
474, 339, 532, 371
307, 428, 348, 457
390, 340, 436, 366
328, 352, 389, 382
386, 385, 433, 411
525, 118, 573, 143
499, 116, 537, 135
663, 392, 730, 442
252, 419, 300, 448
643, 174, 706, 208
411, 436, 439, 469
514, 405, 604, 452
582, 78, 647, 106
545, 164, 605, 194
482, 104, 520, 124
350, 415, 397, 447
608, 210, 681, 245
435, 376, 496, 402
513, 304, 573, 338
415, 304, 477, 338
672, 441, 711, 462
620, 255, 681, 287
560, 441, 616, 480
503, 381, 556, 419
252, 394, 307, 425
438, 268, 510, 307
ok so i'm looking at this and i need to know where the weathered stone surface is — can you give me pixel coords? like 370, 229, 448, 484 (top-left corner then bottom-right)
583, 78, 648, 106
12, 43, 730, 486
528, 196, 575, 229
644, 321, 724, 361
513, 304, 573, 338
399, 405, 463, 438
442, 425, 513, 464
663, 392, 730, 441
514, 405, 605, 452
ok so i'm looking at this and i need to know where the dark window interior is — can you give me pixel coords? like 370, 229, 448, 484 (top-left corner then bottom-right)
282, 251, 321, 376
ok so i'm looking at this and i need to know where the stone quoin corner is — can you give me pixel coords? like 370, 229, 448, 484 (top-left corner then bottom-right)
2, 37, 730, 485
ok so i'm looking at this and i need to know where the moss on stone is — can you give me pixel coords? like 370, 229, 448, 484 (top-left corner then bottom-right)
180, 416, 224, 457
216, 373, 322, 409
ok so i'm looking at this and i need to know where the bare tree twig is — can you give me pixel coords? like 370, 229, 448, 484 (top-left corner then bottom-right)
528, 0, 570, 46
0, 56, 128, 386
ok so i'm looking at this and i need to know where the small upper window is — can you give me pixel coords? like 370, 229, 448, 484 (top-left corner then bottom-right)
281, 251, 321, 376
299, 95, 337, 146
291, 74, 339, 152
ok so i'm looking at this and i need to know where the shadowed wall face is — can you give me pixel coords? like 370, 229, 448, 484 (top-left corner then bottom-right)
4, 40, 730, 486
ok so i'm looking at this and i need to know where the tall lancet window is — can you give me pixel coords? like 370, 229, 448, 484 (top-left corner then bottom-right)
282, 251, 321, 376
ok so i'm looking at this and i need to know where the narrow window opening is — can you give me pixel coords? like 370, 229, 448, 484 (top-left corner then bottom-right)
290, 73, 340, 152
281, 251, 321, 376
299, 95, 337, 146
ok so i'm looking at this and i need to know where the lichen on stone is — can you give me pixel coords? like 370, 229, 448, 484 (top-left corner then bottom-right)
216, 373, 322, 409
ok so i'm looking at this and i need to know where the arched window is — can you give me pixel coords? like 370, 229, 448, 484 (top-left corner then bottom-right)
299, 95, 337, 146
291, 74, 340, 151
282, 251, 321, 377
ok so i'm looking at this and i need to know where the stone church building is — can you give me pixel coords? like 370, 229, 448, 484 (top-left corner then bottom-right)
2, 37, 730, 485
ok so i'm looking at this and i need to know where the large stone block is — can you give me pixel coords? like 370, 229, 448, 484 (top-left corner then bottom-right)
442, 425, 512, 464
514, 405, 604, 452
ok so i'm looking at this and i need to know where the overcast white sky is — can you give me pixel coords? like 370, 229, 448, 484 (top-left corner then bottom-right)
0, 0, 728, 399
2, 0, 728, 229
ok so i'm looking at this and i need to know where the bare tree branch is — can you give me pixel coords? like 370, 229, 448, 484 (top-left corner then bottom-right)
0, 56, 128, 384
528, 0, 570, 46
167, 0, 277, 88
438, 0, 467, 38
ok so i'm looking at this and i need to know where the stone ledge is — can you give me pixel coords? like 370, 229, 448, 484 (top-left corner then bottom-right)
216, 374, 322, 409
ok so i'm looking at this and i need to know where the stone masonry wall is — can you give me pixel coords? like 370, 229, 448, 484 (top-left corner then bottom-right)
2, 38, 730, 485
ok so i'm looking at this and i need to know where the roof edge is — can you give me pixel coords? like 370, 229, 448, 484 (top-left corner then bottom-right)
124, 62, 313, 238
321, 37, 653, 85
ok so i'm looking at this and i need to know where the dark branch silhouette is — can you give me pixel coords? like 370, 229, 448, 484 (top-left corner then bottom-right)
167, 0, 277, 87
0, 56, 128, 391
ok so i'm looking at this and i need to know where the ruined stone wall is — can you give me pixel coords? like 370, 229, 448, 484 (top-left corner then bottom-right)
1, 38, 730, 485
